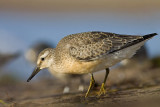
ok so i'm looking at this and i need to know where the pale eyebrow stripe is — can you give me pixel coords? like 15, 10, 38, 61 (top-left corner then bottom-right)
41, 51, 49, 58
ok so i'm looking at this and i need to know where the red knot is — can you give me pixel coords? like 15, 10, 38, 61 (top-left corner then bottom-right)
27, 31, 157, 97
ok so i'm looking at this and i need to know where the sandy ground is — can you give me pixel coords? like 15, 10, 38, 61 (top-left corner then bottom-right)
0, 61, 160, 107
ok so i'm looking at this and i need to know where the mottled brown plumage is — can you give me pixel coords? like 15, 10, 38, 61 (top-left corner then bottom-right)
58, 32, 143, 61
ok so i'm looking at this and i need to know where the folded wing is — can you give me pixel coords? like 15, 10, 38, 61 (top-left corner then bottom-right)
69, 32, 154, 61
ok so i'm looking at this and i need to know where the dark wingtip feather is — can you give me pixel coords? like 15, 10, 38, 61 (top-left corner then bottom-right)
108, 33, 158, 54
143, 33, 158, 40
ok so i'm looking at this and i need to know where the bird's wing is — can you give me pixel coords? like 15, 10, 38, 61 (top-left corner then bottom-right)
69, 31, 143, 61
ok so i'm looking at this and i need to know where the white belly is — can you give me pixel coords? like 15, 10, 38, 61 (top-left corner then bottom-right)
103, 41, 146, 68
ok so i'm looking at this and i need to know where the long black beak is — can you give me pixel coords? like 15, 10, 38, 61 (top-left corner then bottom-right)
27, 67, 41, 82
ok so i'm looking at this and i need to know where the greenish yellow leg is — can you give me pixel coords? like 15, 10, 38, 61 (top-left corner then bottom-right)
85, 74, 95, 98
97, 68, 110, 97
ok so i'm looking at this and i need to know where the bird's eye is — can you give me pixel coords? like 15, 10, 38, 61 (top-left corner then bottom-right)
41, 58, 45, 61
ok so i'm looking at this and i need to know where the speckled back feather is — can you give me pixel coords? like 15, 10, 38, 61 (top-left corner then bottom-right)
56, 31, 156, 61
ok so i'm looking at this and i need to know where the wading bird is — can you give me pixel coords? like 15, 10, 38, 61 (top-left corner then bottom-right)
27, 31, 157, 97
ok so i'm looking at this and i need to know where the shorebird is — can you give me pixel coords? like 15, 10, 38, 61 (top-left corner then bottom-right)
27, 31, 157, 97
25, 42, 85, 93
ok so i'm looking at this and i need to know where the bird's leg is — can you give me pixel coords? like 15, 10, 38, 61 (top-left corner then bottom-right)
85, 74, 95, 97
97, 68, 110, 97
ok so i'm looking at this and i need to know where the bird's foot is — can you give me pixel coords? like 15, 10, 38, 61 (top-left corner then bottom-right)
85, 77, 95, 98
97, 83, 106, 97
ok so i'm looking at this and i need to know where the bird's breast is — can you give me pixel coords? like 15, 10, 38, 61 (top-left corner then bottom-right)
52, 58, 104, 74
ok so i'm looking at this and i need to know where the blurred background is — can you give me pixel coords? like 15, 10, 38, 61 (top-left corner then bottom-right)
0, 0, 160, 106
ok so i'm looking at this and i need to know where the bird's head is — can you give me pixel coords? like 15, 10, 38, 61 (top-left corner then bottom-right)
27, 48, 55, 82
